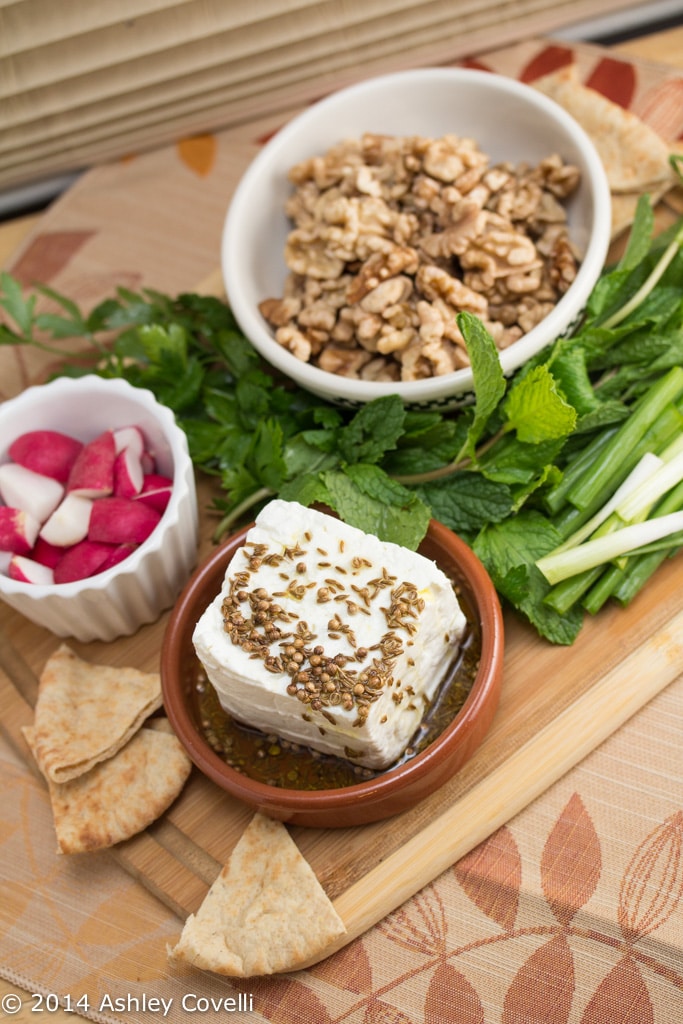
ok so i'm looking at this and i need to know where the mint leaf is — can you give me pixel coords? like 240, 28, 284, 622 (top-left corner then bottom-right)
473, 511, 582, 644
456, 311, 506, 460
338, 395, 406, 464
279, 473, 332, 508
417, 472, 513, 534
322, 468, 430, 548
504, 364, 577, 443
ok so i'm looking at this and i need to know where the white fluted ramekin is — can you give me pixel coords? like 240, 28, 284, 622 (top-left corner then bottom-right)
0, 375, 199, 642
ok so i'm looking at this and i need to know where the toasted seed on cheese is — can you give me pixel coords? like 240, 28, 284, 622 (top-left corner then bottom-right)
193, 500, 467, 770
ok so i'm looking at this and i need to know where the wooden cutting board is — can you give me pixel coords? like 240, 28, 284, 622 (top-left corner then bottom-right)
2, 461, 682, 965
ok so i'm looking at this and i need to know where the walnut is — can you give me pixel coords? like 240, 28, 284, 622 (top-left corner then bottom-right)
260, 132, 581, 380
359, 275, 413, 315
346, 247, 419, 304
258, 296, 301, 327
317, 344, 374, 378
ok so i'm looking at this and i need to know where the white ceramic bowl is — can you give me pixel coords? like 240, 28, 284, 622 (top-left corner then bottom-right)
223, 67, 612, 411
0, 376, 199, 642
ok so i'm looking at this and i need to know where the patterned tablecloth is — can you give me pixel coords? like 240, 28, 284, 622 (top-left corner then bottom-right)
2, 35, 683, 1024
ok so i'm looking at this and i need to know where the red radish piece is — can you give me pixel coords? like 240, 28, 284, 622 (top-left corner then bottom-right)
32, 536, 67, 569
89, 497, 161, 545
9, 555, 55, 585
0, 507, 41, 554
113, 447, 144, 498
140, 451, 156, 474
40, 494, 93, 547
9, 430, 84, 483
100, 543, 137, 571
134, 473, 173, 513
53, 540, 116, 583
66, 429, 116, 498
113, 425, 145, 457
0, 463, 64, 523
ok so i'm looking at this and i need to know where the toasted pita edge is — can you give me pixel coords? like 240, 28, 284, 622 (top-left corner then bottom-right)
168, 813, 347, 977
31, 644, 162, 784
533, 64, 674, 194
24, 720, 192, 854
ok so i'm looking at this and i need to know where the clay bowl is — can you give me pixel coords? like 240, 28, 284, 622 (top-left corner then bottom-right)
161, 518, 504, 827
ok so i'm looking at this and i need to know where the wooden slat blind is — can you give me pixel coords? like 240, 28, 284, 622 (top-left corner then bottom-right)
0, 0, 641, 193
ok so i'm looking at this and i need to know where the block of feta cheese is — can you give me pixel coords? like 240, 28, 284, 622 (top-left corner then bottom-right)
193, 500, 468, 770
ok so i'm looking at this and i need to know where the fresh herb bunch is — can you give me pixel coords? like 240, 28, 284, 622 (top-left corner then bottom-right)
2, 196, 682, 645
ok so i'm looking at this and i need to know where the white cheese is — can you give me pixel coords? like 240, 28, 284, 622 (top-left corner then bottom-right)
193, 500, 467, 770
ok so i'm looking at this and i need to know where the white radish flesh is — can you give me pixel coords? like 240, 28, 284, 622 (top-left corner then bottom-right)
8, 430, 83, 482
9, 555, 55, 585
89, 497, 161, 545
66, 429, 116, 497
113, 425, 145, 457
113, 447, 144, 498
40, 494, 94, 547
0, 507, 41, 554
0, 463, 64, 523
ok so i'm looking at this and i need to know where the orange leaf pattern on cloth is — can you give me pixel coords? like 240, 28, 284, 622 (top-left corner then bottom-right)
586, 56, 637, 107
519, 44, 574, 83
580, 954, 654, 1024
177, 134, 217, 177
618, 811, 683, 941
541, 792, 601, 926
502, 933, 575, 1024
11, 231, 96, 287
363, 997, 414, 1024
245, 977, 334, 1024
424, 962, 485, 1024
634, 78, 683, 141
379, 886, 448, 957
453, 825, 522, 931
309, 936, 373, 992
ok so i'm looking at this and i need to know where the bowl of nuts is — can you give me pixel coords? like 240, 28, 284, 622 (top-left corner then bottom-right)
222, 67, 611, 410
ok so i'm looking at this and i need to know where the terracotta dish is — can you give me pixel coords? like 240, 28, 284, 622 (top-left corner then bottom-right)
161, 518, 504, 827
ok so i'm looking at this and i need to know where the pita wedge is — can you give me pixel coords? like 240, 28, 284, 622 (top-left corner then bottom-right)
533, 65, 674, 203
169, 813, 347, 977
24, 719, 192, 854
29, 644, 163, 783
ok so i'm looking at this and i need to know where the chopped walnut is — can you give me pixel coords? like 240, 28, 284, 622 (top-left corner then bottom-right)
259, 132, 581, 380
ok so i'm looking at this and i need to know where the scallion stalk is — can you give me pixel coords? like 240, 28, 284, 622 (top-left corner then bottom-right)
537, 511, 683, 586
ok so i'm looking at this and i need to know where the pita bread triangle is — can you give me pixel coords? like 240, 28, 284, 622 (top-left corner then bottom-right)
533, 64, 674, 195
168, 813, 346, 976
29, 643, 163, 783
24, 718, 192, 854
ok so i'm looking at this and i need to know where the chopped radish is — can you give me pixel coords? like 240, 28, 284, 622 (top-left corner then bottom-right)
100, 543, 137, 570
134, 473, 173, 513
8, 430, 84, 483
0, 420, 172, 586
113, 425, 145, 457
9, 555, 55, 585
0, 463, 64, 523
89, 497, 161, 545
66, 429, 116, 497
0, 507, 41, 555
32, 536, 67, 569
140, 451, 156, 474
40, 493, 93, 547
53, 540, 116, 583
113, 446, 144, 498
